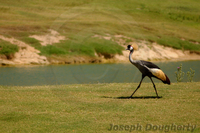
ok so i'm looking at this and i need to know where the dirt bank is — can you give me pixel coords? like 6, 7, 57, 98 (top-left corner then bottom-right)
0, 35, 49, 66
0, 31, 199, 66
93, 34, 200, 63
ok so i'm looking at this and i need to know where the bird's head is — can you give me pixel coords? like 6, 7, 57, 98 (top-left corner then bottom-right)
126, 43, 138, 51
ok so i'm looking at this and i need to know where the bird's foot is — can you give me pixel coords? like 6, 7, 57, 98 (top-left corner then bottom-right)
156, 96, 162, 99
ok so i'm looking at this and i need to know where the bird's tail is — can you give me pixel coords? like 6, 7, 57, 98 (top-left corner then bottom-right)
163, 74, 171, 85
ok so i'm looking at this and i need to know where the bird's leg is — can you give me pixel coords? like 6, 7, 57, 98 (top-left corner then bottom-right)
150, 77, 159, 97
130, 75, 145, 98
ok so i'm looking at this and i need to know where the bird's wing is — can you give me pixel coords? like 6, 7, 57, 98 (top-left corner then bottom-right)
141, 60, 170, 84
140, 60, 160, 69
143, 64, 166, 81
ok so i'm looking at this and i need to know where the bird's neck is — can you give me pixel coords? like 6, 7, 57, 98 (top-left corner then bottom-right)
129, 50, 137, 65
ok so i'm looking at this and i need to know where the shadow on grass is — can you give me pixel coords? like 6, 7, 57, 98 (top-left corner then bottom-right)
101, 96, 162, 99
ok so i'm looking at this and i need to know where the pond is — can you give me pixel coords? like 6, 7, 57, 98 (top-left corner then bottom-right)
0, 60, 199, 86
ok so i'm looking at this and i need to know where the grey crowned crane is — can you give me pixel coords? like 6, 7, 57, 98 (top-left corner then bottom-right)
126, 44, 170, 98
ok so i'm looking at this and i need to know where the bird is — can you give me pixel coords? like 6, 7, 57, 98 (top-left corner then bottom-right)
126, 44, 170, 98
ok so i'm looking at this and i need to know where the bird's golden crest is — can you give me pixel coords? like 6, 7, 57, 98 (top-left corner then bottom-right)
132, 43, 138, 50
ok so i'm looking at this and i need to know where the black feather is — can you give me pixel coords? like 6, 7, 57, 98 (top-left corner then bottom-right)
163, 74, 171, 85
126, 44, 171, 97
140, 60, 160, 69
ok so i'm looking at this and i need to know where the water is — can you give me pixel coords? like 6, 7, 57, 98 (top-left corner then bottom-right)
0, 60, 199, 86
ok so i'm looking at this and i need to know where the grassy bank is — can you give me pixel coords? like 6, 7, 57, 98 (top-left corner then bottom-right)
0, 0, 200, 59
0, 82, 199, 132
0, 39, 19, 59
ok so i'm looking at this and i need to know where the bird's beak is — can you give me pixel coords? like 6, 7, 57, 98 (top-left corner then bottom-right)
126, 48, 128, 50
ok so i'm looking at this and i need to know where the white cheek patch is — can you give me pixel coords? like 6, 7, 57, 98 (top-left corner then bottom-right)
130, 46, 133, 50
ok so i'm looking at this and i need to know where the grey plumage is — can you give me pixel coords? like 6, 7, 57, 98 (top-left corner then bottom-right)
126, 45, 170, 98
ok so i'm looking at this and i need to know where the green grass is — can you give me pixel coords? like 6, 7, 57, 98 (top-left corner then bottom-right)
0, 39, 19, 58
64, 38, 123, 57
22, 37, 123, 57
0, 0, 200, 58
0, 82, 199, 132
153, 36, 200, 51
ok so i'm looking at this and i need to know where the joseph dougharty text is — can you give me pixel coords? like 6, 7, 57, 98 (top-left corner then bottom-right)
108, 123, 197, 132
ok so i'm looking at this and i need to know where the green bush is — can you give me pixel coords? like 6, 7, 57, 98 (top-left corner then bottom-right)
88, 38, 123, 57
157, 36, 200, 51
40, 45, 67, 55
0, 39, 19, 56
22, 37, 68, 56
54, 38, 123, 57
175, 64, 185, 83
22, 37, 41, 48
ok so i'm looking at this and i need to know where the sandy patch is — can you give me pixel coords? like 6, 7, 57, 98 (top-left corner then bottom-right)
0, 35, 49, 65
0, 32, 199, 66
30, 29, 66, 46
92, 34, 200, 62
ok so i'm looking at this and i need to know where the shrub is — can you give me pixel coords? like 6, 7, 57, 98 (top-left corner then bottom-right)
175, 64, 185, 82
40, 45, 67, 55
0, 39, 19, 58
187, 68, 195, 82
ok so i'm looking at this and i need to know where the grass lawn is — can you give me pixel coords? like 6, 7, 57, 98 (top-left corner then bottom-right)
0, 82, 199, 132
